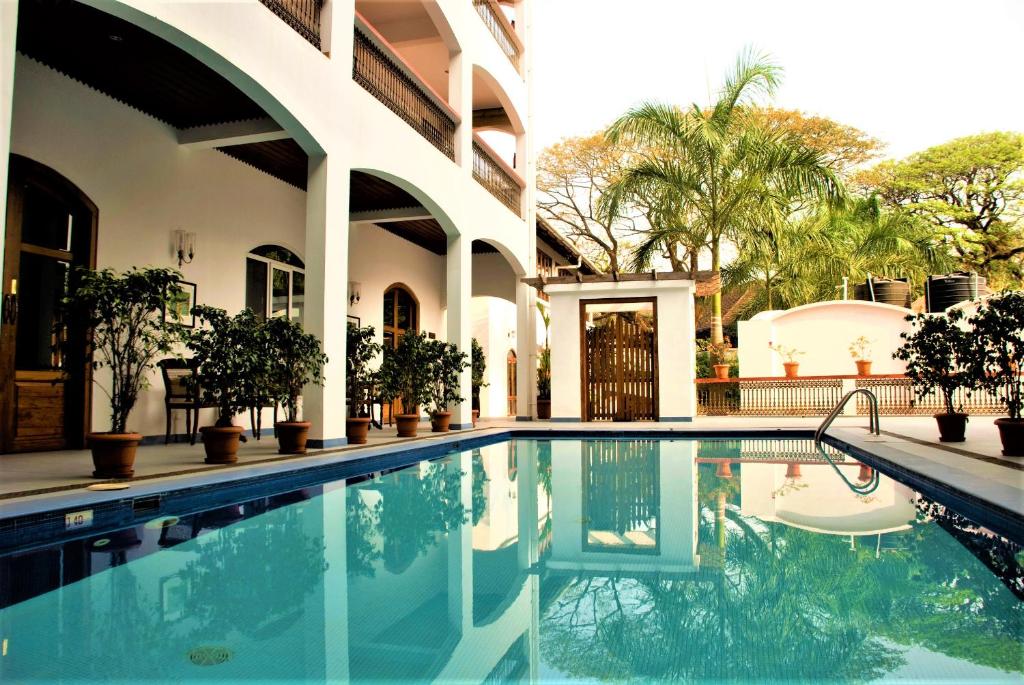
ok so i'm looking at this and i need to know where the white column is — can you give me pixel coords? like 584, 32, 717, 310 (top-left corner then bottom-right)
0, 2, 18, 265
304, 154, 350, 446
446, 452, 473, 630
319, 482, 349, 681
516, 440, 539, 569
515, 281, 537, 419
446, 234, 473, 429
447, 48, 473, 173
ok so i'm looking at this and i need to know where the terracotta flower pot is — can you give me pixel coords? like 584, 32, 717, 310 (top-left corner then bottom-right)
715, 461, 733, 478
471, 409, 479, 427
855, 360, 873, 376
995, 418, 1024, 456
431, 411, 452, 433
783, 362, 800, 378
395, 414, 419, 438
713, 363, 730, 380
858, 464, 874, 482
785, 463, 802, 479
88, 432, 142, 478
200, 425, 244, 464
346, 417, 371, 445
275, 421, 311, 455
934, 413, 968, 443
536, 399, 551, 419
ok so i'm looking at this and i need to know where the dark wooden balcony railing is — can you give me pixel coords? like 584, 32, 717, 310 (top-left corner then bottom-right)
696, 374, 1004, 417
353, 25, 456, 160
259, 0, 323, 48
472, 0, 521, 69
473, 140, 521, 215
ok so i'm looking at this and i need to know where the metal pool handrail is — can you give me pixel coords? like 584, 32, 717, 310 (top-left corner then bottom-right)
815, 388, 880, 445
815, 443, 881, 495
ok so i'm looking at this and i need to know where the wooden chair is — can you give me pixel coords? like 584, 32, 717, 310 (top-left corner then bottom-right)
158, 358, 199, 445
248, 398, 278, 441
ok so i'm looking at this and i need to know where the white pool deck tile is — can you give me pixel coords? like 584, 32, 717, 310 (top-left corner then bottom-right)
0, 415, 1021, 520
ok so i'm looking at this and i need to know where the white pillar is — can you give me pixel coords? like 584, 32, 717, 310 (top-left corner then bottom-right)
0, 2, 18, 267
446, 452, 473, 630
447, 48, 472, 173
320, 482, 349, 681
304, 154, 350, 446
516, 440, 539, 569
446, 234, 473, 429
515, 281, 537, 419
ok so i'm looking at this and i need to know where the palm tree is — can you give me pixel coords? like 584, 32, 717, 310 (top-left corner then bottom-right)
604, 49, 845, 343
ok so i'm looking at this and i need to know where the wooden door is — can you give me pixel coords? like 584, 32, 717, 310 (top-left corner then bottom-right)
1, 155, 96, 453
381, 284, 418, 422
581, 300, 657, 422
506, 350, 517, 416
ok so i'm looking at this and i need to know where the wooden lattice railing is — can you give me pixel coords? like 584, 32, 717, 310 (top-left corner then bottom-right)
473, 140, 522, 214
696, 374, 1005, 417
353, 24, 457, 160
472, 0, 521, 69
260, 0, 323, 47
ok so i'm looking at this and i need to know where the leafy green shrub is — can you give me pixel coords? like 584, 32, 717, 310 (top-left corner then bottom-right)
377, 330, 434, 414
347, 324, 381, 419
187, 306, 267, 426
894, 309, 974, 415
265, 316, 327, 423
425, 338, 469, 415
966, 291, 1024, 420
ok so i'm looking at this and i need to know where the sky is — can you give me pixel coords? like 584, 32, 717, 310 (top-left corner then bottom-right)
530, 0, 1024, 162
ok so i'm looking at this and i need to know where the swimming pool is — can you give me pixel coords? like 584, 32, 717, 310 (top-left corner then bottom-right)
0, 437, 1021, 682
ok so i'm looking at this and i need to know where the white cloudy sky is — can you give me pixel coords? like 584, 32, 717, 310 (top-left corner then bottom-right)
530, 0, 1024, 161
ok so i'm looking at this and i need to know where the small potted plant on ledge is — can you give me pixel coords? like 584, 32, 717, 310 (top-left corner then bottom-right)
771, 343, 804, 378
265, 316, 327, 455
471, 338, 487, 426
894, 309, 974, 442
967, 291, 1024, 455
537, 347, 552, 419
706, 341, 731, 380
187, 306, 266, 463
346, 323, 381, 445
60, 267, 184, 478
849, 336, 874, 376
426, 339, 470, 432
378, 330, 432, 438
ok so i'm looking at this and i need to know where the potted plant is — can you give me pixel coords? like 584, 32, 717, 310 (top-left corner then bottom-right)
59, 267, 184, 478
537, 346, 552, 419
471, 338, 487, 426
425, 339, 470, 432
705, 340, 731, 380
894, 309, 974, 442
536, 302, 552, 419
264, 316, 327, 454
966, 292, 1024, 455
849, 336, 874, 376
346, 323, 382, 445
377, 330, 433, 437
186, 306, 267, 463
771, 343, 804, 378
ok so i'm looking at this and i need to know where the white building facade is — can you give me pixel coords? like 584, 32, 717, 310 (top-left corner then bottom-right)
0, 0, 540, 450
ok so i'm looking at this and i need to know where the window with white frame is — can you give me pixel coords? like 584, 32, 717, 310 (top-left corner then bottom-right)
245, 245, 305, 323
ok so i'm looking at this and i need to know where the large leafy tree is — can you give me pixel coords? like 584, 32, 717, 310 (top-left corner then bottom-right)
855, 131, 1024, 287
604, 49, 845, 343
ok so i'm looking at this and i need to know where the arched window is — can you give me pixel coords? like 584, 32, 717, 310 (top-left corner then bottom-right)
382, 285, 419, 350
246, 245, 305, 323
506, 350, 517, 416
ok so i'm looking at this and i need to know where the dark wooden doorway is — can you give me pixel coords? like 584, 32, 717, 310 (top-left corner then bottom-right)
506, 350, 517, 416
581, 299, 658, 422
1, 155, 96, 452
382, 284, 418, 422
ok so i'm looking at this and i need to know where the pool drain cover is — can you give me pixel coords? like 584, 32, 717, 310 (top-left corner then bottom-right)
188, 645, 232, 666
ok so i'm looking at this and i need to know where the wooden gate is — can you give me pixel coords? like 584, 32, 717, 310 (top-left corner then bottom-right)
581, 300, 658, 421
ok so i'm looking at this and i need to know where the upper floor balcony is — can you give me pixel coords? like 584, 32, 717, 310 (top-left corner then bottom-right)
472, 0, 523, 72
259, 0, 324, 48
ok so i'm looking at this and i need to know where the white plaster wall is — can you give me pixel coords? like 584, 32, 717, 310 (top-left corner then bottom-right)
471, 251, 516, 302
548, 281, 697, 421
737, 301, 913, 377
10, 57, 307, 437
471, 296, 517, 418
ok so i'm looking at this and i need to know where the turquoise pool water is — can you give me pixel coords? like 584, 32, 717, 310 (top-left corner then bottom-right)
0, 438, 1021, 683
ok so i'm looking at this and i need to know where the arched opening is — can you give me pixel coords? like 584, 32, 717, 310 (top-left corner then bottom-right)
245, 245, 305, 322
2, 154, 97, 452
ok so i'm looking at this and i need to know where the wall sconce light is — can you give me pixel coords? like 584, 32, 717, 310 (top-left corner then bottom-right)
348, 281, 361, 307
174, 229, 196, 268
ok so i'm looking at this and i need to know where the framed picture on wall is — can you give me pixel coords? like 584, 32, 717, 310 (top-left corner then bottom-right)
347, 315, 361, 328
165, 280, 197, 328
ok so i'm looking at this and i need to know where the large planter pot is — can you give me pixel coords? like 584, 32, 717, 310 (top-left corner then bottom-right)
431, 411, 452, 433
855, 360, 873, 376
783, 362, 800, 378
275, 421, 311, 455
995, 418, 1024, 456
88, 432, 142, 478
346, 417, 371, 445
713, 364, 730, 380
395, 414, 420, 438
200, 425, 244, 464
935, 413, 968, 443
537, 399, 551, 419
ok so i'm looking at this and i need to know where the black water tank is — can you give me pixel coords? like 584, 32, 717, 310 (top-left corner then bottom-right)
853, 277, 912, 308
925, 272, 987, 313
